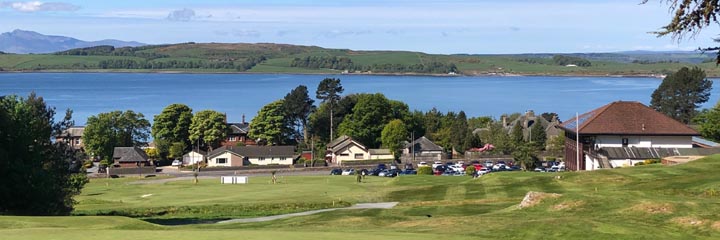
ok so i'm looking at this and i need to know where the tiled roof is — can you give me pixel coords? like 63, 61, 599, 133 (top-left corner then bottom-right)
405, 136, 443, 151
327, 135, 351, 148
59, 126, 84, 137
599, 147, 720, 159
112, 147, 149, 162
228, 122, 249, 134
369, 149, 391, 155
560, 101, 699, 136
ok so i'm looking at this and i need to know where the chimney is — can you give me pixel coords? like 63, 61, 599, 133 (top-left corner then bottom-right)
526, 110, 535, 118
502, 116, 507, 128
242, 114, 246, 124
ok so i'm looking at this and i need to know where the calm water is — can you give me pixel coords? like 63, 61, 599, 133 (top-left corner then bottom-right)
1, 73, 718, 125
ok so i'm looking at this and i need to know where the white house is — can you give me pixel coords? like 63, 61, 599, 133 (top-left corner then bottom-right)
182, 149, 206, 165
206, 146, 297, 167
559, 101, 700, 170
326, 135, 394, 165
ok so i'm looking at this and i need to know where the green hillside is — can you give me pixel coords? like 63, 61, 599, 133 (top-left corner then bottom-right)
0, 43, 719, 76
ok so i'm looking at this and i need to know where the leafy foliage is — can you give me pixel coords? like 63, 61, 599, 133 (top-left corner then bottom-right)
529, 120, 547, 148
513, 142, 539, 170
338, 93, 393, 148
83, 110, 150, 161
152, 104, 193, 159
283, 85, 315, 143
552, 55, 591, 67
189, 110, 227, 151
315, 78, 344, 140
249, 100, 293, 145
0, 93, 87, 215
417, 166, 433, 175
645, 0, 720, 63
381, 119, 407, 160
650, 67, 712, 124
695, 102, 720, 142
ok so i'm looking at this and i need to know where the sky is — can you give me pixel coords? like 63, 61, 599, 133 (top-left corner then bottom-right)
1, 0, 719, 54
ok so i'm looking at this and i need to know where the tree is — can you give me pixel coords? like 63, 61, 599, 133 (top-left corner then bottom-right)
513, 142, 539, 171
308, 94, 358, 143
510, 123, 524, 144
529, 121, 547, 149
189, 110, 227, 151
0, 93, 87, 215
249, 100, 293, 145
650, 67, 712, 124
695, 102, 720, 142
168, 142, 186, 160
152, 104, 193, 158
540, 112, 560, 123
316, 78, 344, 140
479, 122, 513, 155
84, 110, 150, 161
644, 0, 720, 63
283, 85, 315, 144
468, 116, 493, 130
546, 134, 566, 157
381, 119, 408, 160
338, 93, 392, 148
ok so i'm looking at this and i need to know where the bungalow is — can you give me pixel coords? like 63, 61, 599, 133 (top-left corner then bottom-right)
402, 136, 443, 161
326, 135, 394, 165
56, 126, 85, 151
559, 101, 700, 171
112, 146, 151, 168
206, 145, 297, 167
182, 149, 206, 165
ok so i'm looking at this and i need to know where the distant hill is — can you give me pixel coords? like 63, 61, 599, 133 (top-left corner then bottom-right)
0, 29, 145, 54
0, 41, 718, 76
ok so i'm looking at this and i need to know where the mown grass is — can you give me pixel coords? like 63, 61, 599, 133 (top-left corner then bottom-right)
3, 155, 720, 239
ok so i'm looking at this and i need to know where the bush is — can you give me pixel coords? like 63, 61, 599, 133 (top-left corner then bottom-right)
99, 160, 110, 167
417, 166, 433, 175
634, 162, 645, 166
465, 166, 476, 176
644, 159, 660, 165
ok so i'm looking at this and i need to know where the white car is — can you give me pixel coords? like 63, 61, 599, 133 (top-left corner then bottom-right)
171, 159, 182, 166
418, 161, 428, 167
492, 164, 506, 171
431, 161, 443, 169
449, 165, 465, 173
341, 169, 355, 175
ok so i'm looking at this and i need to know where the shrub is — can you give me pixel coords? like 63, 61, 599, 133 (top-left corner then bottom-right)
99, 160, 109, 167
465, 166, 476, 176
644, 159, 661, 165
417, 166, 433, 175
634, 162, 645, 166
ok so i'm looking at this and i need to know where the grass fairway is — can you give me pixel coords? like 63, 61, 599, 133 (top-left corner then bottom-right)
3, 156, 720, 239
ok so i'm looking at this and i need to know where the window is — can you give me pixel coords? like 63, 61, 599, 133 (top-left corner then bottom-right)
354, 153, 364, 159
279, 157, 286, 161
228, 136, 237, 141
340, 153, 349, 157
217, 158, 227, 164
259, 157, 265, 161
75, 139, 80, 145
622, 138, 629, 147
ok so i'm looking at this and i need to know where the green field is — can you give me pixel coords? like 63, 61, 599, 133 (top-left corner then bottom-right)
1, 43, 719, 76
2, 156, 720, 239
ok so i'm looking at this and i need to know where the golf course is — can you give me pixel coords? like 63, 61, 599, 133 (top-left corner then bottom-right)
3, 156, 720, 239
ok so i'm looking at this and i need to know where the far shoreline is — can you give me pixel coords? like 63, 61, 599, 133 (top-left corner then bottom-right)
0, 69, 678, 79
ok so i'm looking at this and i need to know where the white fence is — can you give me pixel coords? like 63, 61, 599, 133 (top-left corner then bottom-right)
221, 176, 248, 184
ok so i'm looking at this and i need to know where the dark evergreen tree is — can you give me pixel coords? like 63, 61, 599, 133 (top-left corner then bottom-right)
650, 67, 712, 124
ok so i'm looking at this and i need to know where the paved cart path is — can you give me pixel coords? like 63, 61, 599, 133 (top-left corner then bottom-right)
217, 202, 399, 224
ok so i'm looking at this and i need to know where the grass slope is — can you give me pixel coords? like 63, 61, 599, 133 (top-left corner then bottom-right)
3, 155, 720, 239
0, 43, 718, 76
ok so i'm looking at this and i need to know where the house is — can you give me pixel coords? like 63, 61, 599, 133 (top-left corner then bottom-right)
402, 136, 443, 161
504, 110, 562, 143
56, 126, 84, 150
112, 146, 151, 168
325, 135, 394, 165
206, 145, 297, 167
558, 101, 700, 171
222, 116, 256, 147
182, 149, 206, 165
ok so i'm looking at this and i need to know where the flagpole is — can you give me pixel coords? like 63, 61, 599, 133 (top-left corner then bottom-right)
576, 112, 580, 171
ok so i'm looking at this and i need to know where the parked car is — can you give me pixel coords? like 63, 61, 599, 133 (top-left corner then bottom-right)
492, 164, 506, 171
384, 169, 401, 177
432, 161, 443, 169
330, 168, 343, 175
484, 160, 494, 168
377, 163, 387, 170
449, 165, 465, 173
368, 168, 383, 176
404, 163, 414, 170
478, 168, 491, 175
534, 167, 546, 172
399, 169, 417, 175
378, 169, 390, 177
342, 169, 355, 175
359, 168, 369, 175
418, 161, 428, 167
171, 159, 182, 166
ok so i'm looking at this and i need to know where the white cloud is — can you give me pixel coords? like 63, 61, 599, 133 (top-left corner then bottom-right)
167, 8, 195, 22
0, 1, 79, 12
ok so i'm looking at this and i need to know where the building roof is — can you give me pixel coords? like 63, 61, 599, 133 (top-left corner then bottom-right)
59, 126, 84, 137
405, 136, 443, 152
369, 149, 391, 155
327, 135, 351, 148
112, 147, 149, 162
326, 135, 367, 153
207, 145, 296, 159
560, 101, 699, 136
183, 149, 207, 157
692, 136, 720, 148
228, 122, 249, 135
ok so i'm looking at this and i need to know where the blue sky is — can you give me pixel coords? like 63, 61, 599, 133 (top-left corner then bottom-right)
1, 0, 718, 54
